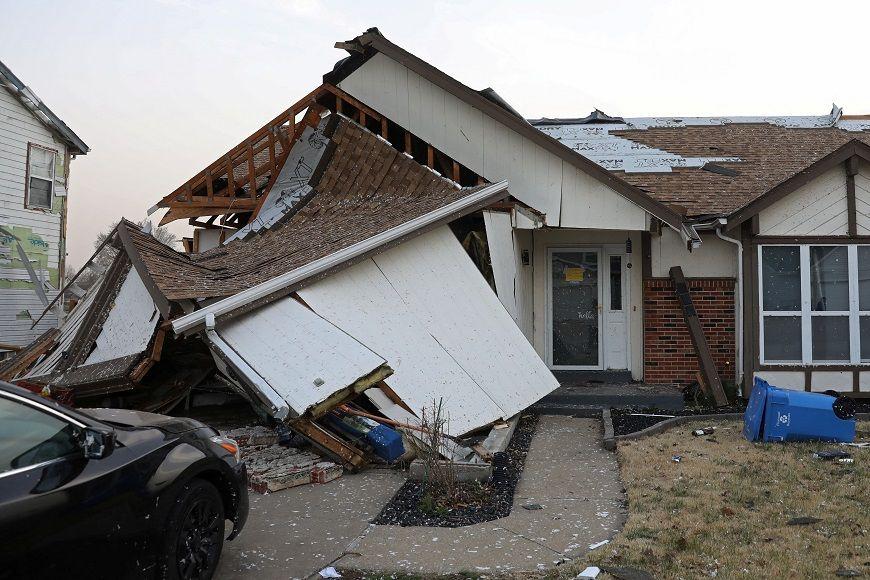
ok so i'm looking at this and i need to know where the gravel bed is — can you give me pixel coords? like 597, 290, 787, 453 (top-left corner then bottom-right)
611, 404, 746, 436
372, 414, 539, 528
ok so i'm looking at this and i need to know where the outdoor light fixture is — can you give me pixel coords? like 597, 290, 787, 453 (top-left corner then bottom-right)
625, 237, 632, 254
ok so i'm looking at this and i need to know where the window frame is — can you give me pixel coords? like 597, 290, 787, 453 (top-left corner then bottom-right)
759, 243, 870, 365
24, 142, 58, 210
0, 390, 85, 479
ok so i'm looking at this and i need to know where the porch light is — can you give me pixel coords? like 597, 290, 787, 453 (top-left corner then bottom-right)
625, 237, 632, 254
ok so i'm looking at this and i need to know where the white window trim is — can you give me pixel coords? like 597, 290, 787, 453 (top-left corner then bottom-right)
25, 143, 57, 210
759, 244, 870, 365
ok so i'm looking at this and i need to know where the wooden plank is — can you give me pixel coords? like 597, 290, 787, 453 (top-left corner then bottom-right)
404, 131, 412, 154
0, 328, 58, 380
427, 144, 434, 168
289, 418, 366, 471
381, 117, 388, 138
452, 160, 461, 183
669, 266, 729, 407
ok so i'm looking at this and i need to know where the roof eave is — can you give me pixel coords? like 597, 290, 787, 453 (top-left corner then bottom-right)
0, 60, 89, 155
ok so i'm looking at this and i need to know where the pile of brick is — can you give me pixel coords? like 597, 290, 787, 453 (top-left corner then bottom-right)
222, 426, 343, 494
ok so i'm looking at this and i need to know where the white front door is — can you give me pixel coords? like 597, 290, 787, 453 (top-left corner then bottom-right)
547, 246, 629, 371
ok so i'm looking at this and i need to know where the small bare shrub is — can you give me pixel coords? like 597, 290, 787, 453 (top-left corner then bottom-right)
408, 399, 459, 507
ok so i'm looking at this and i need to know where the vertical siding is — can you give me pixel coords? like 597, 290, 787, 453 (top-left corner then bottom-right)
338, 53, 648, 229
758, 164, 848, 235
0, 87, 68, 348
855, 159, 870, 234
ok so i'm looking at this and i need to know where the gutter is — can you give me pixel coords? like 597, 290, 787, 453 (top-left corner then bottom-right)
171, 180, 510, 335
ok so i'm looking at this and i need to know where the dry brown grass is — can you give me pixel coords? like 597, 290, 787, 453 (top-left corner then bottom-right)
560, 420, 869, 579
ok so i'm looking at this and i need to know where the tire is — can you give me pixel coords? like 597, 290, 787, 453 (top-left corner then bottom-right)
160, 479, 225, 580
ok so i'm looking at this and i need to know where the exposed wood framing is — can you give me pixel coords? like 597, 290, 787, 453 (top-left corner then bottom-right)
129, 326, 167, 383
289, 418, 367, 471
669, 266, 729, 406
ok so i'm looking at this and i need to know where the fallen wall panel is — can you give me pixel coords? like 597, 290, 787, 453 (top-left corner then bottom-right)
216, 295, 389, 417
299, 226, 558, 435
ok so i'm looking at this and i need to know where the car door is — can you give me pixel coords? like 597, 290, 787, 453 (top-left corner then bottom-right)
0, 390, 147, 578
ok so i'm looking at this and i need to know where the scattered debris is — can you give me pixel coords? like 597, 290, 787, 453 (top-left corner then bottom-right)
588, 539, 610, 550
813, 450, 851, 461
671, 455, 682, 463
692, 427, 715, 437
244, 443, 341, 494
835, 568, 862, 577
318, 566, 341, 578
787, 516, 822, 526
577, 565, 601, 579
522, 503, 544, 510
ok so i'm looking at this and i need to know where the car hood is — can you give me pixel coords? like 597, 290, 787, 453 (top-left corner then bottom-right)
81, 408, 209, 434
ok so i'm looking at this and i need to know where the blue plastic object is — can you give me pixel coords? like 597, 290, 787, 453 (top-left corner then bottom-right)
743, 377, 856, 443
365, 424, 404, 462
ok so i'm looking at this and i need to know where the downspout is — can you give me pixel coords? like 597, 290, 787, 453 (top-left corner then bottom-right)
715, 222, 743, 393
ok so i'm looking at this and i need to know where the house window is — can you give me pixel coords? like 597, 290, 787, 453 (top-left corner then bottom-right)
759, 244, 870, 364
26, 144, 56, 209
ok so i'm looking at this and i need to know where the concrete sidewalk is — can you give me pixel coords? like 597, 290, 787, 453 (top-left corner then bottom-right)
215, 469, 404, 580
335, 416, 626, 575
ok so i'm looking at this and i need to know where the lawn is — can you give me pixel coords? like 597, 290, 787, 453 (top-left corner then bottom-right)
562, 420, 869, 579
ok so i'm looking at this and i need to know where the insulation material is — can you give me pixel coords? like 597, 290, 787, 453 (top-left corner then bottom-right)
226, 120, 330, 242
215, 296, 387, 417
299, 226, 559, 436
83, 268, 160, 365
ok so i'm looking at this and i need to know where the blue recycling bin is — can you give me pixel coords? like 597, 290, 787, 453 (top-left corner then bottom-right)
743, 378, 856, 443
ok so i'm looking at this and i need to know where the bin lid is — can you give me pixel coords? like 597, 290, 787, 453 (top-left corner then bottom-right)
743, 377, 770, 442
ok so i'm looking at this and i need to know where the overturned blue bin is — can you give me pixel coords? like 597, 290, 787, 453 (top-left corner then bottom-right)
743, 377, 856, 443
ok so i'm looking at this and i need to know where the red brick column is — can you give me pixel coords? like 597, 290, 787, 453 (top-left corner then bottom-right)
643, 278, 736, 386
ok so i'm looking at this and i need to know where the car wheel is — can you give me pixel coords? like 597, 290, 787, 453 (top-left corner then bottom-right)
162, 479, 225, 580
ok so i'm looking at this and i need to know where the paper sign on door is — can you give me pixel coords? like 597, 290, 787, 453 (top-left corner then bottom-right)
565, 267, 584, 282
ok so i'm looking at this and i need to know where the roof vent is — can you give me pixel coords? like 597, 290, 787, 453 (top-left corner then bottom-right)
702, 163, 740, 177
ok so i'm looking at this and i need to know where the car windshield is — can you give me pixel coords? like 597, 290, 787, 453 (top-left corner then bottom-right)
0, 395, 80, 473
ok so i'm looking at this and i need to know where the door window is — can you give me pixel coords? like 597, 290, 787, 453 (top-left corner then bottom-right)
551, 250, 599, 366
0, 396, 80, 474
609, 255, 622, 311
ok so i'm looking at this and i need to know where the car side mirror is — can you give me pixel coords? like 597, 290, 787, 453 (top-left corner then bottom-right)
81, 427, 116, 460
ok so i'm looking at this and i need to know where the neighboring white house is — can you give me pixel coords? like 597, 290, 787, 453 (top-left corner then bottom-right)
0, 60, 89, 355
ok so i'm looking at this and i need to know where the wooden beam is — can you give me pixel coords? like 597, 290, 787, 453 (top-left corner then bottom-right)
427, 144, 434, 168
0, 329, 58, 381
669, 266, 729, 407
404, 132, 412, 154
289, 418, 367, 471
452, 160, 461, 183
381, 117, 388, 138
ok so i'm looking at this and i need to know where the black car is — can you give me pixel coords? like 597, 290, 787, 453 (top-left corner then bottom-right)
0, 381, 248, 580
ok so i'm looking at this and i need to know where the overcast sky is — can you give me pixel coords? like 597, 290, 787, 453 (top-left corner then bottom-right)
3, 0, 869, 267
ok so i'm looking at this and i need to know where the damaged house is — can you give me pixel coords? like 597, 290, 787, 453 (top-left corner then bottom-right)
0, 60, 88, 356
7, 28, 870, 468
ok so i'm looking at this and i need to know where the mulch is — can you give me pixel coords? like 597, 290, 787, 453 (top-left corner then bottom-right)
372, 414, 539, 528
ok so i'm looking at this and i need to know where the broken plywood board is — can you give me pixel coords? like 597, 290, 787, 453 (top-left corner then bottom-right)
299, 226, 559, 436
216, 295, 391, 418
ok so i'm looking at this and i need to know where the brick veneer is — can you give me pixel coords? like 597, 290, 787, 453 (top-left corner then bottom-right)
643, 278, 736, 386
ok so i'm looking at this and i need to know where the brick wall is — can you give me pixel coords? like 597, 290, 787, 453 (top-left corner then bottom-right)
643, 278, 736, 386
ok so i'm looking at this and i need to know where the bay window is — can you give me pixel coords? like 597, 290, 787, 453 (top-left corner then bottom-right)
760, 244, 870, 364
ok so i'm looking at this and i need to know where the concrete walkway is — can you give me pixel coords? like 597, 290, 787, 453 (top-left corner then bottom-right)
335, 416, 626, 575
216, 469, 404, 579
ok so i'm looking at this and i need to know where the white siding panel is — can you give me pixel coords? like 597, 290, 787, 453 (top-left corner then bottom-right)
513, 229, 534, 340
218, 296, 386, 416
810, 371, 852, 393
855, 160, 870, 235
368, 227, 558, 422
300, 226, 558, 435
560, 163, 647, 230
84, 269, 159, 365
483, 210, 519, 322
651, 229, 738, 278
759, 165, 848, 235
753, 371, 805, 391
299, 256, 502, 436
0, 289, 58, 351
339, 53, 651, 229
